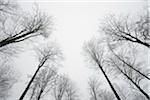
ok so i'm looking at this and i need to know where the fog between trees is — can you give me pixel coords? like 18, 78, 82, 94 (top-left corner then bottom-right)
0, 0, 149, 100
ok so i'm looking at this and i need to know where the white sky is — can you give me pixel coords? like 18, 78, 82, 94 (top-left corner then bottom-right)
9, 0, 145, 100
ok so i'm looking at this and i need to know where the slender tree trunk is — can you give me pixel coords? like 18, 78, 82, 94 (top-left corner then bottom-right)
30, 84, 37, 100
93, 91, 98, 100
0, 29, 39, 48
37, 89, 44, 100
97, 63, 121, 100
109, 46, 150, 80
19, 58, 47, 100
116, 65, 150, 100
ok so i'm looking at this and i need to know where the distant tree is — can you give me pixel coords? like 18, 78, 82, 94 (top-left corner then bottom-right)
98, 90, 115, 100
65, 80, 79, 100
83, 39, 121, 100
0, 62, 17, 99
88, 77, 101, 100
52, 75, 69, 100
52, 75, 79, 100
19, 43, 62, 100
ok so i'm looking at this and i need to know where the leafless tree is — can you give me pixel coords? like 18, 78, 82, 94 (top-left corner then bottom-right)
0, 9, 51, 48
28, 67, 58, 100
102, 5, 150, 49
19, 43, 62, 100
0, 1, 52, 57
0, 1, 53, 99
65, 80, 79, 100
107, 43, 150, 81
0, 0, 17, 15
52, 75, 69, 100
98, 90, 115, 100
108, 45, 150, 99
0, 62, 18, 99
83, 39, 121, 100
52, 75, 79, 100
88, 77, 101, 100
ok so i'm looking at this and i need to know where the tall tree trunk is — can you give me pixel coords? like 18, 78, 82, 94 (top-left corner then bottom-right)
19, 58, 47, 100
116, 65, 150, 100
109, 46, 150, 80
97, 63, 121, 100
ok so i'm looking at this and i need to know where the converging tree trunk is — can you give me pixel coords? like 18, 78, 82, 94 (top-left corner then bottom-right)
115, 64, 150, 100
19, 44, 62, 100
83, 40, 121, 100
97, 63, 121, 100
19, 58, 47, 100
108, 44, 150, 80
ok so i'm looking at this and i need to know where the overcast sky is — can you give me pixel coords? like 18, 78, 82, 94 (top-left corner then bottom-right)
9, 0, 146, 100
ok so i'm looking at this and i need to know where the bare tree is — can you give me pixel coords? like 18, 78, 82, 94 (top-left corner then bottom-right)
83, 39, 121, 100
98, 90, 115, 100
108, 46, 150, 99
107, 43, 150, 80
0, 0, 17, 14
0, 1, 53, 99
88, 77, 101, 100
65, 80, 79, 100
52, 75, 69, 100
28, 67, 58, 100
0, 9, 51, 48
0, 62, 17, 99
0, 1, 52, 56
19, 43, 62, 100
102, 6, 150, 49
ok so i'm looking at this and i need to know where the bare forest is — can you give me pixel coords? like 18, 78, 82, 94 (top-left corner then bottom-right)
0, 0, 149, 100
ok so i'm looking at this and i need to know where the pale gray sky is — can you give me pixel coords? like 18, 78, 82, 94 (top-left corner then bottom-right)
9, 0, 145, 100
